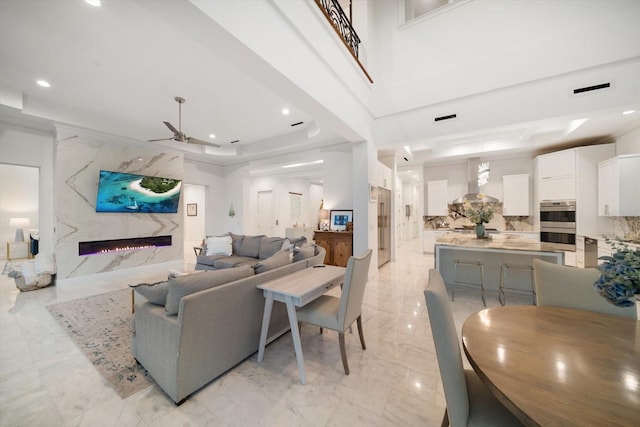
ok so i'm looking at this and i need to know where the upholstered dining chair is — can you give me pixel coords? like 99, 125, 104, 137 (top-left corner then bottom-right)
533, 259, 637, 319
424, 269, 523, 427
296, 249, 372, 375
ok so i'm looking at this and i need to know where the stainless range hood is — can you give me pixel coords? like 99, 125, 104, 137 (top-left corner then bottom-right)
450, 158, 499, 204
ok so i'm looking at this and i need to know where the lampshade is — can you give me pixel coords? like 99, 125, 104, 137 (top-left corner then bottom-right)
9, 217, 30, 242
319, 209, 329, 220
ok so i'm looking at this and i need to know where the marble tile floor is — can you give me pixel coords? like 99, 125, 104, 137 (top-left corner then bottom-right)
0, 241, 532, 427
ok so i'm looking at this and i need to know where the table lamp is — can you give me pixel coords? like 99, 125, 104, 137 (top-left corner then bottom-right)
319, 209, 330, 231
9, 217, 30, 242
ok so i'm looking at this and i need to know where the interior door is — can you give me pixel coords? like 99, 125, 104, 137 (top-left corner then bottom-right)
257, 190, 274, 236
378, 187, 391, 267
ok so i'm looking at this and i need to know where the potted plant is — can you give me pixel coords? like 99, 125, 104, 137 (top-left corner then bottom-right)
594, 238, 640, 308
462, 195, 495, 238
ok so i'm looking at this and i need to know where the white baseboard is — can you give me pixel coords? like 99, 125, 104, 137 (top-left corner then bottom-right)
57, 260, 184, 287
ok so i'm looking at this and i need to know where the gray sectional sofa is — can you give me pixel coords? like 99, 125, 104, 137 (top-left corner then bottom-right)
131, 236, 325, 404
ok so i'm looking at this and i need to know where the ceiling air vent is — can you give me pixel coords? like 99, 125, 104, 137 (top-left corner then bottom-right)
434, 113, 457, 122
229, 139, 239, 144
290, 121, 304, 127
573, 82, 610, 94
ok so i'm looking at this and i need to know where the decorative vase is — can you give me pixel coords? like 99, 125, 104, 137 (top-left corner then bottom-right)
475, 223, 485, 238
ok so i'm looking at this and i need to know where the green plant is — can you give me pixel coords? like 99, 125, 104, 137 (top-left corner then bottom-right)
462, 195, 495, 224
594, 238, 640, 307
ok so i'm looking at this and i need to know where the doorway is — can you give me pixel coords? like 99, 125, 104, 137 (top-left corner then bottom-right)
0, 164, 39, 260
377, 187, 391, 267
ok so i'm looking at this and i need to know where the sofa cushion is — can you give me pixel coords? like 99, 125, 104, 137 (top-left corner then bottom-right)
196, 254, 227, 267
293, 244, 316, 263
131, 281, 169, 306
230, 233, 244, 255
165, 265, 255, 315
213, 256, 257, 269
236, 235, 264, 258
205, 235, 232, 256
255, 250, 291, 274
259, 237, 286, 259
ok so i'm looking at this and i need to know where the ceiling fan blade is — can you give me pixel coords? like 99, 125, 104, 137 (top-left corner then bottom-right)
187, 136, 221, 148
163, 121, 180, 135
148, 137, 175, 142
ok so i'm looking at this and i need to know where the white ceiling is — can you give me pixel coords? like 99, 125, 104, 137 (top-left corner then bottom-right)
1, 0, 638, 183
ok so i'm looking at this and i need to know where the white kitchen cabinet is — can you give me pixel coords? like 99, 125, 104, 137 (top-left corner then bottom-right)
424, 230, 447, 253
564, 251, 576, 267
539, 175, 576, 201
539, 150, 576, 179
598, 154, 640, 216
427, 180, 449, 216
502, 174, 530, 216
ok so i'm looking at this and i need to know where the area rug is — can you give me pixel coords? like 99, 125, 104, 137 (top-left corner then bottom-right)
47, 288, 155, 398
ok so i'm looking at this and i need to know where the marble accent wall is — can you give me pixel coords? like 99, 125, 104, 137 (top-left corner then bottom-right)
55, 127, 183, 278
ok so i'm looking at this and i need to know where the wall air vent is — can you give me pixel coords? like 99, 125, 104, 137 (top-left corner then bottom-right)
434, 113, 457, 122
290, 121, 304, 127
573, 82, 610, 94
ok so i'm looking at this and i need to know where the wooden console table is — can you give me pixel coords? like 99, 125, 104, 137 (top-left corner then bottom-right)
313, 231, 353, 267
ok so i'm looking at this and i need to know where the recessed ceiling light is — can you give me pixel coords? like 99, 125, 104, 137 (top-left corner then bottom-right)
86, 0, 101, 6
36, 80, 50, 88
209, 134, 216, 139
281, 108, 290, 115
622, 110, 636, 115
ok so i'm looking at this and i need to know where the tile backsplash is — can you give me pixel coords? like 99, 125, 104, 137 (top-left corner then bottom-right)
615, 216, 640, 240
424, 204, 534, 231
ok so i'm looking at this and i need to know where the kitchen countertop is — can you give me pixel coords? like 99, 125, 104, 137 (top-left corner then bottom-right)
435, 233, 561, 253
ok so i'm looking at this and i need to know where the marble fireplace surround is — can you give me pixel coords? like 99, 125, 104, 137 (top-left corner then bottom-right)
55, 126, 184, 279
78, 235, 172, 256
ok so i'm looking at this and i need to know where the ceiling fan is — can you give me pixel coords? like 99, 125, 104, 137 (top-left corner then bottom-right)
148, 97, 220, 147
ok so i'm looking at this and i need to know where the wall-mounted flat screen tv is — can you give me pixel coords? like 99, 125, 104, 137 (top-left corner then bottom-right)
95, 170, 182, 213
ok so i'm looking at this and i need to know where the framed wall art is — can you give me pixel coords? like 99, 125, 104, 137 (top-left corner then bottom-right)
329, 209, 353, 231
187, 203, 198, 216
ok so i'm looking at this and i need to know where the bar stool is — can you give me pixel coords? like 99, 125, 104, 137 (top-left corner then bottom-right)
499, 263, 535, 306
452, 259, 486, 307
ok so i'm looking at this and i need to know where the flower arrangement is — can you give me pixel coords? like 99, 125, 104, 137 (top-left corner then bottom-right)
594, 238, 640, 307
462, 196, 495, 224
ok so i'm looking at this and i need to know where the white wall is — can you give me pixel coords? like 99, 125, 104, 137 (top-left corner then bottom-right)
183, 159, 226, 237
182, 183, 206, 266
0, 125, 55, 256
616, 127, 640, 155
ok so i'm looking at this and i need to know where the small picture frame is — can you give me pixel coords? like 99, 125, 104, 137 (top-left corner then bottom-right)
369, 184, 378, 202
330, 210, 353, 231
187, 203, 197, 216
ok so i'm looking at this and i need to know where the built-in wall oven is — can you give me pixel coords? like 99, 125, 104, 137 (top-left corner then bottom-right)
540, 200, 576, 250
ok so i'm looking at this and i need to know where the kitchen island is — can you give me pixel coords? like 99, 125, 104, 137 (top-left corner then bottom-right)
435, 233, 564, 295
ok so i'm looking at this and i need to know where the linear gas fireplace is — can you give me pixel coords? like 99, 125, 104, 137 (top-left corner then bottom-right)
79, 235, 172, 256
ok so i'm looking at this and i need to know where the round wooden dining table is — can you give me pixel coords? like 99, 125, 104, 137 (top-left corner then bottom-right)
462, 305, 640, 427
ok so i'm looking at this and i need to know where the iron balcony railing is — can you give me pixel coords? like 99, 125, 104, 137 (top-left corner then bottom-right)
315, 0, 373, 83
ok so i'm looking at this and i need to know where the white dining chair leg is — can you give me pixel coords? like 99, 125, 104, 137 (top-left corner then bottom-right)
338, 332, 349, 375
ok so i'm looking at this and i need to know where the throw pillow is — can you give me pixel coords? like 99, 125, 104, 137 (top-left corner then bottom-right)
130, 281, 169, 306
236, 235, 264, 258
230, 233, 244, 255
293, 244, 316, 263
165, 265, 255, 315
254, 250, 291, 274
259, 237, 285, 259
205, 235, 232, 256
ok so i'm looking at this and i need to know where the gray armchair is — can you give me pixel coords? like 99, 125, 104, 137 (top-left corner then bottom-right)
533, 259, 636, 319
296, 249, 372, 375
424, 269, 522, 426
